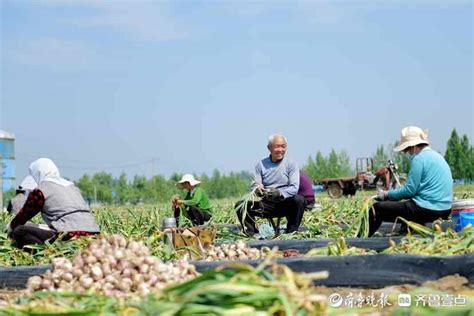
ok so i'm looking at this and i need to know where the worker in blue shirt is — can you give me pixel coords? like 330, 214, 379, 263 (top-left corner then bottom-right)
235, 134, 304, 238
368, 126, 453, 236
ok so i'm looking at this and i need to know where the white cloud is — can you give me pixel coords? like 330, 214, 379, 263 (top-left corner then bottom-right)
4, 2, 188, 69
212, 1, 373, 33
79, 3, 187, 41
39, 1, 187, 42
13, 37, 98, 69
294, 1, 375, 31
217, 1, 272, 18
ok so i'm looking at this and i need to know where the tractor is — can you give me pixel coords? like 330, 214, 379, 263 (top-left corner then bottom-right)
317, 158, 406, 199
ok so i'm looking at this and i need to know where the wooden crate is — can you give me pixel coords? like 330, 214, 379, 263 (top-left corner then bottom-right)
170, 225, 217, 259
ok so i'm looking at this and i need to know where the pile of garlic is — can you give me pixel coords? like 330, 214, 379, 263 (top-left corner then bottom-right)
27, 235, 198, 297
199, 240, 269, 261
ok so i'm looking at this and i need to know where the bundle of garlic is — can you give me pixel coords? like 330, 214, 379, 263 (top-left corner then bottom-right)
26, 234, 198, 297
199, 240, 269, 261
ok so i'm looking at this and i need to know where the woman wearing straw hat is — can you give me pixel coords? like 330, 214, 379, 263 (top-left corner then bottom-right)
368, 126, 453, 236
172, 174, 212, 226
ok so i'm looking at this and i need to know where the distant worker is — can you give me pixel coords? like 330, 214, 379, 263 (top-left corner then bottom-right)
235, 134, 304, 237
7, 175, 38, 215
6, 158, 100, 248
369, 126, 453, 236
299, 170, 316, 210
172, 174, 212, 226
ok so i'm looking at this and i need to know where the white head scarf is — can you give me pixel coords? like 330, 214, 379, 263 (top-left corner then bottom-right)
19, 175, 38, 192
29, 158, 74, 187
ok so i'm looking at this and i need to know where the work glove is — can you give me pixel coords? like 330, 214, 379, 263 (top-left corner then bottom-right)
376, 190, 388, 201
254, 184, 265, 197
265, 188, 282, 201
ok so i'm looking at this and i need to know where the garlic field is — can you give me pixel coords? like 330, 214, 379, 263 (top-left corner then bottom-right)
0, 187, 472, 315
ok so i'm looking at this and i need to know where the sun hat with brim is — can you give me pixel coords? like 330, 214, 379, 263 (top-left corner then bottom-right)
394, 126, 430, 152
177, 174, 201, 187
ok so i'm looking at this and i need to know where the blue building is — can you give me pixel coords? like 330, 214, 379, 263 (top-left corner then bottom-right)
0, 130, 15, 192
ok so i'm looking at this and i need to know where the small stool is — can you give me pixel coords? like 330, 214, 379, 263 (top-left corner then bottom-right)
265, 204, 316, 237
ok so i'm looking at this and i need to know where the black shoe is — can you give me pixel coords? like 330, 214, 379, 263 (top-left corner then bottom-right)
252, 233, 266, 240
243, 229, 259, 238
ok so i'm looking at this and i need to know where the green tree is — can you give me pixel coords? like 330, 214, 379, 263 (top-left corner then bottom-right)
92, 172, 114, 204
197, 170, 250, 199
131, 175, 147, 204
338, 150, 352, 176
327, 149, 341, 177
445, 129, 465, 179
77, 174, 94, 203
314, 151, 329, 178
460, 134, 473, 180
208, 169, 223, 198
469, 146, 474, 181
116, 172, 130, 204
373, 145, 389, 170
304, 149, 352, 180
304, 151, 327, 179
304, 156, 317, 180
149, 175, 175, 202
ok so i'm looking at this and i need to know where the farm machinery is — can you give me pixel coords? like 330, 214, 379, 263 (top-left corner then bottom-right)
317, 158, 406, 199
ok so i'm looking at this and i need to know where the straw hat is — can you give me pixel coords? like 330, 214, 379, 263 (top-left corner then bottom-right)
394, 126, 430, 152
177, 174, 201, 186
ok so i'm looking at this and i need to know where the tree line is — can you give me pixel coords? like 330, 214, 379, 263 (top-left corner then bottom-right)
2, 129, 472, 206
444, 129, 474, 181
75, 170, 253, 205
302, 145, 411, 181
303, 128, 473, 182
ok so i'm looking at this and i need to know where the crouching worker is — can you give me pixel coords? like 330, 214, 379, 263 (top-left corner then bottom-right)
235, 134, 304, 238
7, 175, 38, 215
5, 158, 100, 248
299, 170, 316, 211
172, 174, 212, 226
368, 126, 453, 237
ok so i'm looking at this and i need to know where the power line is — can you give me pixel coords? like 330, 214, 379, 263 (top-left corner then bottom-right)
16, 152, 149, 164
58, 160, 152, 171
15, 152, 185, 176
16, 153, 152, 169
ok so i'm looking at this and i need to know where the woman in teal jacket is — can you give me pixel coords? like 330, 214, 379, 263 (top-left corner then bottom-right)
368, 126, 453, 236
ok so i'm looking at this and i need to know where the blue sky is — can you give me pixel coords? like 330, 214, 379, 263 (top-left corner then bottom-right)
1, 0, 472, 184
